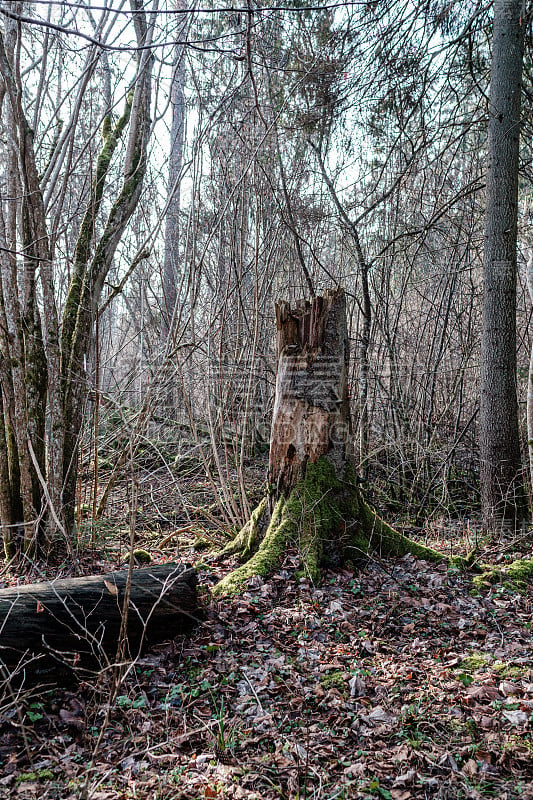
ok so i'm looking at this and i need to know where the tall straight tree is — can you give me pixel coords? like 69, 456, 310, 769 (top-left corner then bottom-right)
480, 0, 528, 529
160, 0, 188, 348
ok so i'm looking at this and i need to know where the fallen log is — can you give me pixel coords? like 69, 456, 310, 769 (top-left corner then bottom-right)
0, 563, 200, 679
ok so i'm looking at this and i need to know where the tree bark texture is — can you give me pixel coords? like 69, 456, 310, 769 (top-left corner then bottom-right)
61, 8, 154, 535
0, 1, 155, 554
480, 0, 527, 529
269, 289, 352, 498
526, 250, 533, 498
0, 564, 199, 676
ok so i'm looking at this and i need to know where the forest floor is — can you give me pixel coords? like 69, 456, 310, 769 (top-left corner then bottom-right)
1, 524, 532, 800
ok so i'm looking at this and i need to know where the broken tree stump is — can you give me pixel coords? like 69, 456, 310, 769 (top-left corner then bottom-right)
0, 563, 200, 678
213, 289, 447, 596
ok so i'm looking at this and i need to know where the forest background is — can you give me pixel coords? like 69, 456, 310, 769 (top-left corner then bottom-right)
3, 0, 532, 555
0, 2, 533, 798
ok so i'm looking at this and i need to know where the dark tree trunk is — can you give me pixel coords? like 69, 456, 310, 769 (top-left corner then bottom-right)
0, 564, 199, 678
213, 289, 445, 596
480, 0, 528, 529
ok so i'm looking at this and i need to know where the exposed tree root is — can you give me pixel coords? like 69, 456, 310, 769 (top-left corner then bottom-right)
212, 459, 452, 597
212, 497, 292, 597
215, 498, 268, 561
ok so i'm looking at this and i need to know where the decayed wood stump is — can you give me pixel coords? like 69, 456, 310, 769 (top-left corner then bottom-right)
213, 289, 446, 596
269, 290, 352, 497
0, 563, 199, 677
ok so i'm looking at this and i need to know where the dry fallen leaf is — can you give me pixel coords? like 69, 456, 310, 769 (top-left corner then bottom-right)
3, 530, 532, 800
462, 758, 478, 777
362, 706, 397, 725
392, 769, 418, 786
502, 709, 529, 726
59, 708, 85, 731
343, 762, 365, 778
467, 684, 501, 701
438, 752, 459, 772
394, 745, 410, 763
499, 680, 519, 696
479, 761, 500, 777
391, 791, 411, 800
349, 675, 366, 697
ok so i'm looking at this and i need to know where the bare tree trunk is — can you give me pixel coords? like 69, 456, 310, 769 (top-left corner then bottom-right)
526, 249, 533, 498
0, 11, 43, 552
61, 0, 155, 535
480, 0, 527, 529
0, 0, 155, 555
160, 0, 187, 348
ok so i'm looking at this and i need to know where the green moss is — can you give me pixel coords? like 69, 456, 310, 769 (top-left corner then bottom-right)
16, 769, 54, 783
63, 90, 134, 357
124, 548, 152, 564
473, 558, 533, 590
320, 670, 347, 692
16, 773, 38, 783
102, 114, 112, 139
90, 144, 147, 284
359, 497, 446, 563
212, 497, 292, 596
213, 459, 353, 594
450, 554, 471, 569
213, 456, 450, 597
459, 652, 490, 673
492, 660, 528, 679
217, 498, 268, 560
286, 459, 339, 580
503, 736, 533, 756
192, 536, 211, 551
504, 558, 533, 581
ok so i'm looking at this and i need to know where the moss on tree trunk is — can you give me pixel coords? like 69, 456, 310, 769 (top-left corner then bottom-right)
213, 458, 447, 596
213, 458, 452, 596
211, 290, 530, 597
